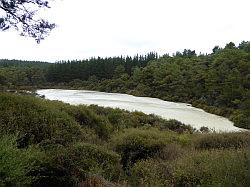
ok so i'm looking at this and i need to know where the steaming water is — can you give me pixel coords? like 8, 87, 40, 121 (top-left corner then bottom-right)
37, 89, 245, 132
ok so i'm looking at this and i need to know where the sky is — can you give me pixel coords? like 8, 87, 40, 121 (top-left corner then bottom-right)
0, 0, 250, 62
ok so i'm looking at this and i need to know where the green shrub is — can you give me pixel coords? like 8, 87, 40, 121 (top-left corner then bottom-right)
230, 110, 250, 129
159, 119, 195, 133
0, 135, 44, 186
129, 155, 235, 187
88, 105, 158, 130
172, 149, 250, 187
130, 159, 171, 187
0, 93, 83, 145
57, 104, 113, 139
156, 143, 185, 161
111, 128, 189, 170
33, 143, 122, 186
69, 143, 122, 181
194, 132, 250, 150
88, 105, 194, 133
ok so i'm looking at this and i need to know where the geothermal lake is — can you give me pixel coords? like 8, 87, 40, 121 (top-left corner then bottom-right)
37, 89, 244, 132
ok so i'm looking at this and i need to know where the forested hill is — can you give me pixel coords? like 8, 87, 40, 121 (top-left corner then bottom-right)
0, 42, 249, 129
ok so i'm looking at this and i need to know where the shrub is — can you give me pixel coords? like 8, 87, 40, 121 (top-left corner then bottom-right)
194, 132, 250, 150
0, 135, 44, 186
230, 110, 250, 129
57, 104, 113, 139
67, 143, 122, 181
172, 149, 250, 187
0, 93, 83, 145
199, 126, 211, 133
33, 143, 122, 186
130, 159, 171, 187
156, 143, 185, 161
111, 128, 189, 170
160, 119, 195, 133
88, 105, 195, 133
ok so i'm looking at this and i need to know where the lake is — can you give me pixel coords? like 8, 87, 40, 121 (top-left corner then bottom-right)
37, 89, 244, 132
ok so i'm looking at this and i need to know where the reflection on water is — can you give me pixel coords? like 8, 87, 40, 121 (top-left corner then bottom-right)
37, 89, 244, 132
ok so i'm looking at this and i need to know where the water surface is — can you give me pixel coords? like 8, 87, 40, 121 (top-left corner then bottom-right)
37, 89, 244, 132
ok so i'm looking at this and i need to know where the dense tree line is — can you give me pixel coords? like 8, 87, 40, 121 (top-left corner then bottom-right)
46, 52, 158, 82
0, 60, 49, 88
0, 59, 50, 68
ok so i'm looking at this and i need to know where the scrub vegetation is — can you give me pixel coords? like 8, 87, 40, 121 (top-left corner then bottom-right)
0, 41, 250, 186
0, 92, 249, 186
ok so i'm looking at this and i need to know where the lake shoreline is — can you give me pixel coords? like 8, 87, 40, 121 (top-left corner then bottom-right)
2, 86, 246, 131
37, 88, 246, 132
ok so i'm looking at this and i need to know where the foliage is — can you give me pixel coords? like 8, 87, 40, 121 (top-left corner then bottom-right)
0, 93, 83, 145
1, 42, 249, 129
0, 93, 249, 186
129, 159, 170, 186
0, 0, 55, 42
0, 135, 44, 186
172, 149, 250, 187
193, 132, 250, 150
1, 40, 250, 186
111, 128, 190, 170
32, 143, 122, 186
130, 149, 250, 187
45, 52, 158, 83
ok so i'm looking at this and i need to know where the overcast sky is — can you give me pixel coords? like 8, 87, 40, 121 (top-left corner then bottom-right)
0, 0, 250, 62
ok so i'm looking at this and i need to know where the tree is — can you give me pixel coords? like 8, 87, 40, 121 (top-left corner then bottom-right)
238, 41, 250, 53
113, 65, 126, 79
183, 49, 196, 57
0, 0, 55, 43
212, 46, 221, 53
225, 42, 236, 49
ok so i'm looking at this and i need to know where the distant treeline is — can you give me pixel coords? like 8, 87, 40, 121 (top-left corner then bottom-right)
0, 59, 50, 68
0, 42, 249, 129
46, 52, 158, 82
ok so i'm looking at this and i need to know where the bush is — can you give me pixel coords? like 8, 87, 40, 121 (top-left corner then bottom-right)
116, 141, 250, 187
111, 128, 190, 170
130, 159, 171, 187
88, 105, 195, 133
194, 132, 250, 150
67, 143, 122, 181
0, 135, 44, 186
0, 93, 83, 145
56, 104, 113, 139
33, 143, 122, 186
160, 119, 195, 133
172, 149, 250, 187
156, 143, 185, 161
230, 110, 250, 129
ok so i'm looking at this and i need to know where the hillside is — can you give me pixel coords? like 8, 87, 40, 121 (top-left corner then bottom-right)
0, 92, 249, 186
